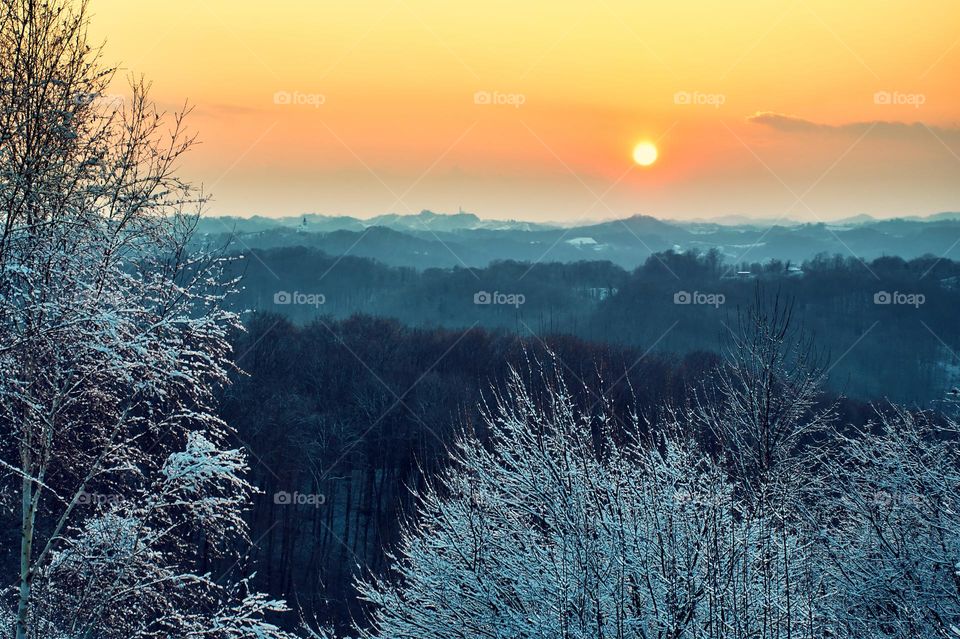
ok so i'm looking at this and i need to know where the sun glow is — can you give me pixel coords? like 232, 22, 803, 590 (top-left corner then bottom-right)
632, 141, 658, 167
88, 0, 960, 220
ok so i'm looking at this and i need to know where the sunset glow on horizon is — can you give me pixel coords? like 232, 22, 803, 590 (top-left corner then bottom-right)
88, 0, 960, 222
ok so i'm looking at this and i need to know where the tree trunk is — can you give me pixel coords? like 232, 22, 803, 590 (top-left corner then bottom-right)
16, 476, 36, 639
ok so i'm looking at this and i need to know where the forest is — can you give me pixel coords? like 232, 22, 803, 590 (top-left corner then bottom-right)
2, 2, 960, 639
226, 246, 960, 405
219, 312, 883, 632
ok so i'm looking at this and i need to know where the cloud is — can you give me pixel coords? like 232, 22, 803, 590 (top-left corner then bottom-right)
747, 111, 960, 139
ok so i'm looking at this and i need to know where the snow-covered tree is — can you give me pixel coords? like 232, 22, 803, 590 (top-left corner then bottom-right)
816, 405, 960, 637
0, 1, 296, 636
354, 319, 960, 638
687, 288, 836, 638
691, 288, 833, 498
355, 357, 821, 638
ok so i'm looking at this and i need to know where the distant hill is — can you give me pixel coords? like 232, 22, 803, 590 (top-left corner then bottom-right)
196, 209, 558, 236
925, 211, 960, 222
830, 214, 875, 226
668, 214, 804, 227
194, 210, 960, 270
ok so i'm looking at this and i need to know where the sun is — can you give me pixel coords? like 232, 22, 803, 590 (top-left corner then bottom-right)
632, 141, 658, 167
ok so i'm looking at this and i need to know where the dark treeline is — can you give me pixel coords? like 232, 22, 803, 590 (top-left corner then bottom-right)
225, 247, 960, 405
217, 313, 875, 632
227, 246, 627, 335
592, 250, 960, 404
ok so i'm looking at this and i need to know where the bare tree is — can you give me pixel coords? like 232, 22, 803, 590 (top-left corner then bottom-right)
693, 286, 834, 497
685, 286, 837, 639
819, 405, 960, 637
353, 308, 960, 638
0, 1, 295, 636
355, 357, 819, 639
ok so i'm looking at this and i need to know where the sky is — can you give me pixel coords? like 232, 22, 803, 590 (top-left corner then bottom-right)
89, 0, 960, 222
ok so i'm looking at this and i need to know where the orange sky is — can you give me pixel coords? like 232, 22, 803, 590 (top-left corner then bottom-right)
89, 0, 960, 222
